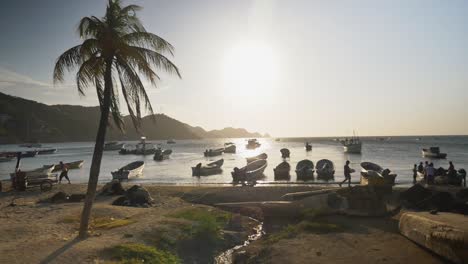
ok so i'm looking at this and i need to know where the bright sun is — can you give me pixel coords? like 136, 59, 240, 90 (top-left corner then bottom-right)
223, 42, 279, 99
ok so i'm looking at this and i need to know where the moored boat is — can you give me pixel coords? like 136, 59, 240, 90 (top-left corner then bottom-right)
223, 143, 236, 153
305, 142, 312, 152
19, 143, 42, 148
232, 159, 267, 184
0, 156, 13, 162
274, 161, 291, 180
192, 159, 224, 176
246, 139, 261, 149
360, 161, 397, 186
154, 149, 172, 161
45, 160, 85, 172
111, 161, 145, 180
341, 137, 362, 154
246, 153, 268, 163
315, 159, 335, 179
21, 151, 38, 158
104, 142, 125, 151
10, 165, 55, 179
37, 148, 57, 155
119, 137, 157, 155
167, 139, 176, 144
295, 159, 314, 180
280, 148, 290, 159
422, 147, 447, 159
204, 148, 224, 157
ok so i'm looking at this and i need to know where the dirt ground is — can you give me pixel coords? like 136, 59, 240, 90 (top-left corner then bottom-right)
0, 183, 452, 263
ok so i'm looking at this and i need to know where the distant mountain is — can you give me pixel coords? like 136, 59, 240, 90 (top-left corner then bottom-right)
0, 92, 266, 143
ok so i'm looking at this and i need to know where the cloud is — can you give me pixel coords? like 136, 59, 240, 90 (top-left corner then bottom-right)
0, 67, 52, 88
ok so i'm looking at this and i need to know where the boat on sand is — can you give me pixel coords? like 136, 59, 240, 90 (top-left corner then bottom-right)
246, 153, 268, 163
316, 159, 335, 179
111, 161, 145, 180
45, 160, 84, 172
232, 159, 267, 184
10, 165, 55, 179
274, 161, 291, 180
295, 159, 314, 180
192, 159, 224, 176
360, 162, 397, 186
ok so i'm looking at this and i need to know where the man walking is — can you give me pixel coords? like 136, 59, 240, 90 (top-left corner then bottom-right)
59, 161, 70, 184
339, 160, 353, 187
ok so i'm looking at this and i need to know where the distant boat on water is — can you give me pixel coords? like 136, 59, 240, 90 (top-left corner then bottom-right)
104, 142, 125, 151
223, 143, 236, 153
204, 148, 224, 157
37, 148, 57, 155
340, 131, 362, 154
167, 139, 176, 144
246, 139, 261, 149
422, 147, 447, 159
192, 159, 224, 176
19, 143, 42, 148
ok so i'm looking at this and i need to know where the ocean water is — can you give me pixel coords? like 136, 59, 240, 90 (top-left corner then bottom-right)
1, 136, 467, 186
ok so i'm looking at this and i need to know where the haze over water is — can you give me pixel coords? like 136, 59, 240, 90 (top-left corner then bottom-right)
1, 136, 467, 186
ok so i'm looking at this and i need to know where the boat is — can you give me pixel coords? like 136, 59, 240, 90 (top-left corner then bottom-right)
104, 142, 125, 151
0, 156, 13, 162
19, 143, 42, 148
167, 139, 176, 144
21, 151, 38, 158
153, 149, 172, 161
315, 159, 335, 179
246, 153, 268, 163
204, 148, 224, 157
274, 161, 291, 180
280, 148, 290, 159
246, 139, 261, 149
422, 147, 447, 159
111, 161, 145, 180
119, 137, 157, 155
232, 159, 267, 183
223, 143, 236, 153
295, 159, 314, 180
37, 148, 57, 155
44, 160, 85, 172
360, 162, 397, 186
275, 138, 281, 142
192, 159, 224, 176
305, 142, 312, 151
340, 136, 362, 154
10, 165, 55, 179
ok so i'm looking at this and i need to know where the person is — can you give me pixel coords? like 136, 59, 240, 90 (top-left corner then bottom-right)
339, 160, 353, 187
447, 161, 456, 178
412, 164, 418, 184
59, 161, 70, 184
426, 163, 435, 184
417, 162, 424, 173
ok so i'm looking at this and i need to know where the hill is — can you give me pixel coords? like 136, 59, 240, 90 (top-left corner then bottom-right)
0, 92, 265, 143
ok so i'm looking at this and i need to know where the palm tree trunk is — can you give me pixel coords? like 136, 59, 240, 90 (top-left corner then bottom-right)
78, 59, 113, 239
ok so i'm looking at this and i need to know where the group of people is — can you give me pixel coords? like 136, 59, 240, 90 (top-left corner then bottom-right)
412, 161, 456, 184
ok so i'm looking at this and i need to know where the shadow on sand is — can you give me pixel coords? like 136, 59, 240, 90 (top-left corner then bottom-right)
39, 237, 82, 264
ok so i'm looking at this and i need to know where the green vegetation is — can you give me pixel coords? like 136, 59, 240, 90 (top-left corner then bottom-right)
266, 220, 343, 244
110, 243, 180, 264
60, 215, 135, 230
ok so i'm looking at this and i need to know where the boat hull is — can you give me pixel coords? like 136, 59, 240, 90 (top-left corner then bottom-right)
112, 161, 145, 180
224, 144, 236, 153
38, 149, 57, 155
344, 143, 362, 153
104, 143, 125, 151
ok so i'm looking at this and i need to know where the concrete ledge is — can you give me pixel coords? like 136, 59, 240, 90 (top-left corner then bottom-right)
399, 212, 468, 264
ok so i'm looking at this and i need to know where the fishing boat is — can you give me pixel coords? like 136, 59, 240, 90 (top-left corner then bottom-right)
21, 151, 38, 158
422, 147, 447, 159
246, 139, 261, 149
104, 142, 125, 151
274, 161, 291, 180
232, 159, 267, 183
204, 148, 224, 157
19, 143, 42, 148
153, 149, 172, 161
10, 165, 55, 179
111, 161, 145, 180
295, 159, 314, 180
360, 162, 397, 186
44, 160, 85, 172
0, 156, 13, 162
305, 142, 312, 151
167, 139, 176, 144
192, 159, 224, 176
223, 143, 236, 153
246, 153, 268, 163
119, 137, 157, 155
280, 148, 290, 159
340, 137, 362, 154
315, 159, 335, 179
37, 148, 57, 155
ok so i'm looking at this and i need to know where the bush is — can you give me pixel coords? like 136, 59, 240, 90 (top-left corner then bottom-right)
110, 243, 180, 264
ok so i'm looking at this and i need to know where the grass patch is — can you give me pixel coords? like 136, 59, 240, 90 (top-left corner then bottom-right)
110, 243, 180, 264
266, 220, 343, 244
59, 215, 135, 230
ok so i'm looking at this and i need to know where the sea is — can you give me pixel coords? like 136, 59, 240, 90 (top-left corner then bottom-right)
1, 136, 467, 186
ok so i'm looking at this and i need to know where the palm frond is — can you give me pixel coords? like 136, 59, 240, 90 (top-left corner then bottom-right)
122, 32, 175, 55
53, 45, 83, 83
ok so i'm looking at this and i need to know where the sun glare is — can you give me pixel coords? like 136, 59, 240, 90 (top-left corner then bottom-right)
223, 42, 279, 99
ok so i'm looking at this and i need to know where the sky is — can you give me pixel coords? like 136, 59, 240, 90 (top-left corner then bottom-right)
1, 0, 468, 137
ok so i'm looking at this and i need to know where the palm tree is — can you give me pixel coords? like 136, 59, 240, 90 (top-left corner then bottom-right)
53, 0, 180, 238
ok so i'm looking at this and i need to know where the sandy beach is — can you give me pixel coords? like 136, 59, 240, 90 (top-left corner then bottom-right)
0, 182, 451, 264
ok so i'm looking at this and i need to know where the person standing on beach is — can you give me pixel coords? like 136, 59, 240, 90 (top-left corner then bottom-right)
339, 160, 353, 187
412, 164, 418, 183
417, 162, 424, 173
59, 161, 70, 184
426, 163, 435, 184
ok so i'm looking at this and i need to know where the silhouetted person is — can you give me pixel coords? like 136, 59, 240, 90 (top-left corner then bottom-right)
447, 161, 456, 178
413, 164, 417, 184
426, 163, 435, 184
59, 161, 70, 184
339, 160, 353, 187
417, 162, 424, 173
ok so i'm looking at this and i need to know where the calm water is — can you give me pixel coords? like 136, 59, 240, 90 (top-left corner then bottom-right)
1, 136, 468, 186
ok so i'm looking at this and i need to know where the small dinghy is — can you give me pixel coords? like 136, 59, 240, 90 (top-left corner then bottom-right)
295, 159, 314, 180
10, 165, 55, 179
315, 159, 335, 179
422, 147, 447, 159
246, 139, 261, 149
192, 159, 224, 176
305, 142, 312, 152
204, 148, 224, 157
104, 142, 125, 151
232, 159, 267, 184
38, 148, 57, 155
224, 143, 236, 153
154, 149, 172, 161
246, 153, 268, 163
274, 161, 291, 180
46, 160, 84, 172
112, 161, 145, 180
280, 148, 290, 159
360, 162, 397, 186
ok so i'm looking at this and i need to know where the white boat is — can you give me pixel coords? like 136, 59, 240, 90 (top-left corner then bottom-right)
340, 131, 362, 154
44, 160, 84, 172
422, 147, 447, 159
119, 137, 157, 155
232, 159, 267, 183
315, 159, 335, 179
104, 142, 125, 151
10, 165, 55, 179
246, 153, 268, 163
192, 159, 224, 176
274, 161, 291, 180
154, 149, 172, 161
223, 143, 236, 153
246, 139, 261, 149
360, 162, 397, 186
111, 161, 145, 180
295, 159, 314, 180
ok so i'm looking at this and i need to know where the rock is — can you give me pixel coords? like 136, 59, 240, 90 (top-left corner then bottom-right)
50, 192, 69, 203
100, 180, 125, 196
399, 212, 468, 264
68, 194, 86, 202
112, 196, 127, 206
125, 185, 154, 205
